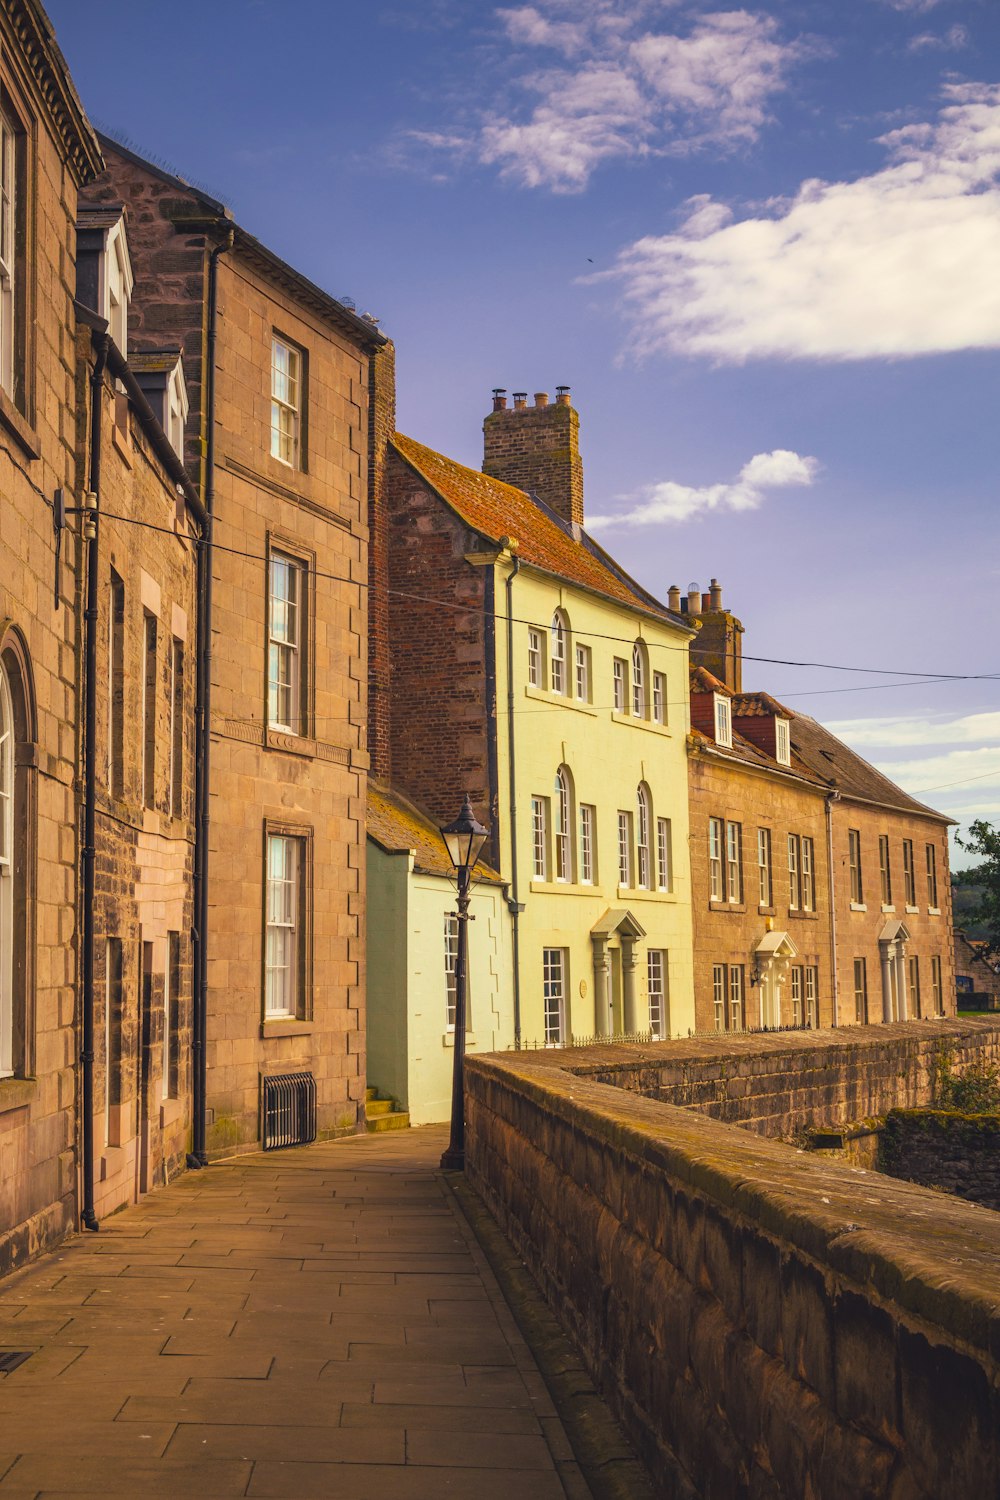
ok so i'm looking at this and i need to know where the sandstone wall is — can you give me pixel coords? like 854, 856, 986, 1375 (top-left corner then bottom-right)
881, 1108, 1000, 1212
466, 1031, 1000, 1500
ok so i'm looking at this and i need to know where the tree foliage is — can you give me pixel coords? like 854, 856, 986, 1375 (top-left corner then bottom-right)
955, 820, 1000, 962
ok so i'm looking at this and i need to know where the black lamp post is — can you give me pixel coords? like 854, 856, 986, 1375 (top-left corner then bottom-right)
439, 793, 490, 1171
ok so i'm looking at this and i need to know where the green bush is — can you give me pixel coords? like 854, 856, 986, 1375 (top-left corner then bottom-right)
937, 1059, 1000, 1114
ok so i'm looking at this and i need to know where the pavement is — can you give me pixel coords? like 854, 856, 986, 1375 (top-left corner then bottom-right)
0, 1126, 598, 1500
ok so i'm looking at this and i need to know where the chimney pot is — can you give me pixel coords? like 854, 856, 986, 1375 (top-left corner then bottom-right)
667, 585, 681, 612
702, 593, 711, 612
513, 391, 527, 410
709, 577, 723, 610
534, 391, 549, 408
492, 387, 507, 412
555, 385, 571, 406
687, 583, 701, 613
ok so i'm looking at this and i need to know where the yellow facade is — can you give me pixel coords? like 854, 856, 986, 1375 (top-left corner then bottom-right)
493, 557, 695, 1045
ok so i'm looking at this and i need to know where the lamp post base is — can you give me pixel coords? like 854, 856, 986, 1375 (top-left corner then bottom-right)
439, 1146, 465, 1172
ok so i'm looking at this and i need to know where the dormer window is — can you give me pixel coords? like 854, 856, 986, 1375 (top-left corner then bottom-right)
165, 360, 188, 459
775, 718, 790, 766
129, 352, 188, 462
106, 220, 131, 354
76, 205, 135, 360
714, 693, 732, 748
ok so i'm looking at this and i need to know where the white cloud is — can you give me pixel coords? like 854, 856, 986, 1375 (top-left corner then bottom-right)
476, 6, 812, 192
609, 82, 1000, 360
588, 447, 817, 527
876, 746, 1000, 794
825, 711, 1000, 749
906, 23, 969, 51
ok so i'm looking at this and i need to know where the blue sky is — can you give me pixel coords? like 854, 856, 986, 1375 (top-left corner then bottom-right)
48, 0, 999, 864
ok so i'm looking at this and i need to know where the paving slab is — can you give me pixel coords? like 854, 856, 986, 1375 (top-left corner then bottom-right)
0, 1127, 614, 1496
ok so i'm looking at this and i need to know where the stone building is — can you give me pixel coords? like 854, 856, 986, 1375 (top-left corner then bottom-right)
0, 0, 104, 1275
89, 141, 385, 1154
954, 929, 1000, 1011
686, 589, 955, 1032
369, 383, 696, 1052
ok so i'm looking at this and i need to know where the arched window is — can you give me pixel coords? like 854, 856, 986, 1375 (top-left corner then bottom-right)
554, 766, 573, 882
632, 641, 647, 718
0, 633, 34, 1082
0, 659, 13, 1076
550, 611, 569, 695
636, 783, 651, 890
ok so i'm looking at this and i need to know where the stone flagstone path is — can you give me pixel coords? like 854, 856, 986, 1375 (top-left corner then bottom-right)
0, 1127, 593, 1499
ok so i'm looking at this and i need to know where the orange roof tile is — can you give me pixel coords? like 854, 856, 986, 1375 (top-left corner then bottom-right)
690, 664, 730, 694
392, 433, 679, 620
367, 783, 503, 884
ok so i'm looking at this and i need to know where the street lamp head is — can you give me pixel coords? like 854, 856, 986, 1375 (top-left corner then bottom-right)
440, 793, 490, 875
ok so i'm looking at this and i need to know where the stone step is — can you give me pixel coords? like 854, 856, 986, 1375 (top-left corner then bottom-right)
367, 1109, 410, 1133
365, 1086, 378, 1102
365, 1097, 395, 1117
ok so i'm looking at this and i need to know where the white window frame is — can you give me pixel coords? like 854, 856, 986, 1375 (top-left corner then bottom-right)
617, 810, 632, 888
265, 833, 301, 1018
709, 817, 723, 902
636, 785, 651, 890
543, 948, 567, 1046
903, 839, 916, 906
656, 817, 672, 893
790, 966, 803, 1027
575, 643, 590, 702
165, 360, 189, 460
554, 768, 571, 883
802, 836, 815, 912
527, 628, 542, 687
631, 641, 646, 719
142, 611, 157, 811
444, 914, 459, 1030
531, 796, 548, 881
849, 829, 863, 905
105, 219, 133, 358
1, 662, 13, 1077
550, 612, 567, 695
726, 820, 742, 904
729, 965, 744, 1031
647, 950, 667, 1039
268, 552, 305, 734
758, 828, 772, 907
805, 966, 818, 1028
0, 105, 17, 398
712, 965, 726, 1032
787, 834, 800, 911
271, 335, 302, 467
931, 955, 943, 1016
775, 718, 790, 766
613, 658, 626, 713
908, 955, 921, 1019
580, 804, 595, 884
652, 672, 666, 725
714, 694, 732, 748
879, 834, 891, 906
926, 843, 938, 907
853, 957, 868, 1023
161, 943, 171, 1102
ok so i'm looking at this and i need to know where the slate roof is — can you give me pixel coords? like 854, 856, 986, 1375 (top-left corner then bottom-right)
391, 433, 686, 624
367, 783, 503, 884
689, 726, 828, 789
788, 714, 951, 823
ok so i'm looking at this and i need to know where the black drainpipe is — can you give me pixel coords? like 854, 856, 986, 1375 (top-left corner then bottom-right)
190, 229, 233, 1169
504, 556, 523, 1047
80, 332, 109, 1231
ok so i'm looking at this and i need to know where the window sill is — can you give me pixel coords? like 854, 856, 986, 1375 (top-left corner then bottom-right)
617, 885, 677, 902
443, 1031, 477, 1048
261, 1019, 315, 1039
708, 899, 747, 914
265, 727, 316, 758
758, 905, 776, 916
530, 880, 600, 896
928, 907, 941, 917
788, 910, 819, 922
610, 710, 671, 736
0, 1076, 36, 1115
850, 902, 867, 913
881, 904, 896, 914
905, 905, 919, 914
0, 389, 40, 459
524, 684, 598, 717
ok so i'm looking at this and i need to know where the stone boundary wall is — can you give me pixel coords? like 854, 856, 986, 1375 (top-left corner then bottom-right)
465, 1026, 1000, 1500
581, 1019, 1000, 1137
881, 1109, 1000, 1212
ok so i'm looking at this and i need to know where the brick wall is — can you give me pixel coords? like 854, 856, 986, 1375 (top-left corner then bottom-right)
466, 1033, 1000, 1500
482, 393, 584, 527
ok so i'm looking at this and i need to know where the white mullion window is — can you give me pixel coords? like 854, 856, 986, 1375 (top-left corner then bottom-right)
555, 769, 571, 882
0, 108, 15, 397
631, 642, 646, 718
613, 658, 626, 712
714, 694, 732, 747
636, 786, 651, 890
656, 818, 672, 892
802, 837, 815, 911
617, 811, 632, 888
805, 966, 818, 1027
161, 946, 171, 1102
726, 821, 742, 903
527, 629, 542, 687
791, 966, 803, 1026
550, 613, 567, 695
265, 834, 301, 1017
926, 844, 938, 907
580, 804, 595, 884
775, 718, 790, 765
931, 956, 943, 1016
271, 336, 301, 466
531, 796, 548, 880
268, 553, 304, 734
543, 948, 566, 1046
787, 834, 800, 910
652, 672, 666, 725
729, 965, 744, 1031
712, 965, 726, 1032
575, 643, 590, 702
758, 828, 772, 907
709, 818, 723, 902
444, 914, 459, 1030
647, 950, 667, 1039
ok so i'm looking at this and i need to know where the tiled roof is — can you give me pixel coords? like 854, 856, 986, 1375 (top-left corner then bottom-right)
690, 665, 729, 694
731, 691, 793, 719
391, 433, 680, 620
788, 714, 952, 822
367, 783, 503, 884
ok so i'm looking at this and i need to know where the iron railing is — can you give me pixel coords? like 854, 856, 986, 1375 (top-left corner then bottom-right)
511, 1021, 814, 1052
261, 1071, 317, 1150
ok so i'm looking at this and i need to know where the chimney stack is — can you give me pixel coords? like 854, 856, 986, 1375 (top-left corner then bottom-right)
483, 383, 584, 527
709, 577, 723, 610
687, 582, 701, 614
668, 584, 681, 613
687, 578, 744, 691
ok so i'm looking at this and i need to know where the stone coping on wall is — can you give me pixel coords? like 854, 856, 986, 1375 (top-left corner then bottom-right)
467, 1024, 1000, 1364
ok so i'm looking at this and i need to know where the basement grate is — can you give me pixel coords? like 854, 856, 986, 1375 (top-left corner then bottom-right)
261, 1071, 317, 1150
0, 1352, 33, 1375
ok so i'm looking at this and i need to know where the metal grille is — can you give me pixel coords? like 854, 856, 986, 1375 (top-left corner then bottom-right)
261, 1071, 316, 1150
0, 1352, 33, 1375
